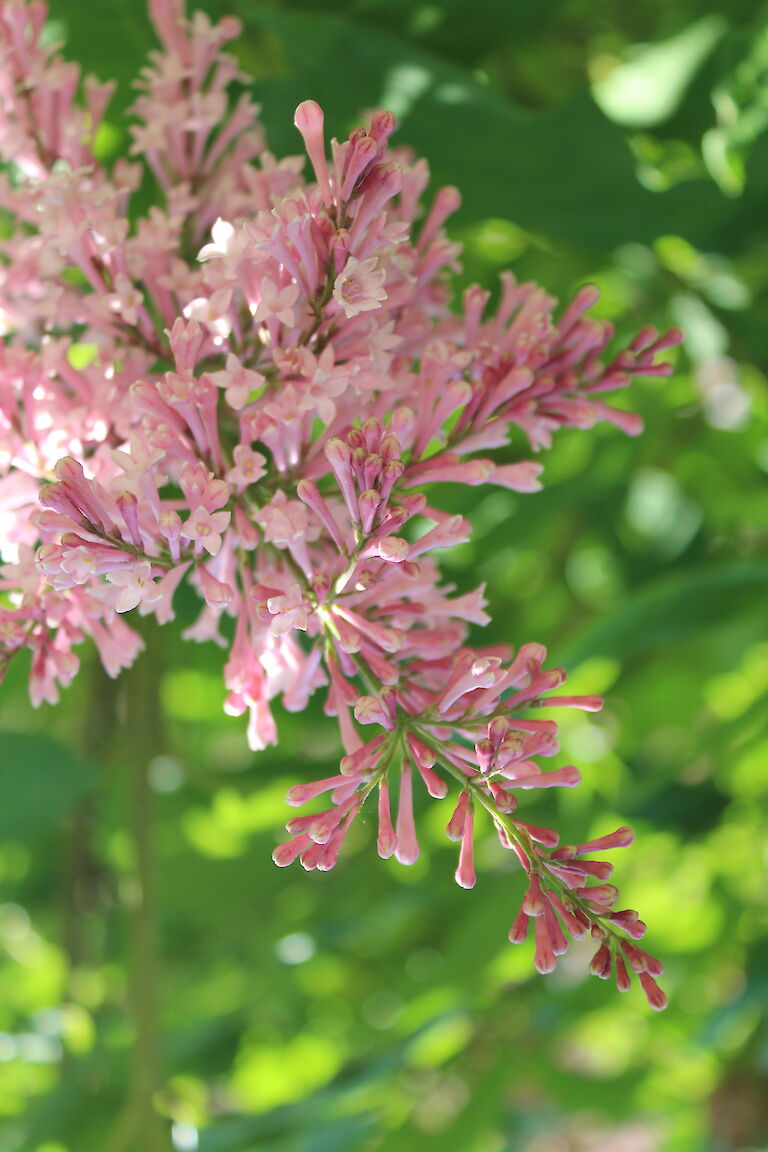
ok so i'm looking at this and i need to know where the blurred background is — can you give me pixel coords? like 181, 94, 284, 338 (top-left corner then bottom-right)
2, 0, 768, 1149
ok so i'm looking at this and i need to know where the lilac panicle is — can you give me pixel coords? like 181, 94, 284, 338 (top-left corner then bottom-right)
0, 0, 679, 1008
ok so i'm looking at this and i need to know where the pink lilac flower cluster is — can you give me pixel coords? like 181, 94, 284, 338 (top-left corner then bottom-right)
0, 0, 679, 1008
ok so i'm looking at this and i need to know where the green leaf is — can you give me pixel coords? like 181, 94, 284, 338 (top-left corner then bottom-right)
0, 730, 96, 842
592, 16, 726, 128
562, 559, 768, 665
230, 2, 730, 251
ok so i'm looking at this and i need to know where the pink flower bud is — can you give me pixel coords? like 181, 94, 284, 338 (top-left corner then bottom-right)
454, 800, 476, 889
196, 565, 233, 609
516, 821, 558, 849
294, 100, 333, 207
394, 761, 419, 866
285, 775, 345, 808
522, 875, 545, 917
534, 914, 557, 974
273, 834, 311, 867
377, 779, 397, 859
538, 694, 604, 712
615, 953, 632, 993
354, 694, 393, 728
589, 943, 612, 979
508, 908, 529, 944
638, 971, 668, 1011
445, 791, 470, 842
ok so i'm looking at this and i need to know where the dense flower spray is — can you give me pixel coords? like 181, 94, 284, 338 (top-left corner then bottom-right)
0, 0, 680, 1009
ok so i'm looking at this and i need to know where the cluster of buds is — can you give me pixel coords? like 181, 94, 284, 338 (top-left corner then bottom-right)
0, 0, 680, 1006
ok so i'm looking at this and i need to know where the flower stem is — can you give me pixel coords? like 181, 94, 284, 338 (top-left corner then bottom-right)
105, 618, 167, 1152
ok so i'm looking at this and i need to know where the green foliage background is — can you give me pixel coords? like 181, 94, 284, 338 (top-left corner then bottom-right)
2, 0, 768, 1149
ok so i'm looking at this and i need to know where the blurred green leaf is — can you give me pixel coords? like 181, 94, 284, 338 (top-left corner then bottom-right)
230, 2, 735, 252
592, 16, 726, 128
2, 0, 768, 1148
0, 731, 96, 842
563, 559, 768, 664
704, 18, 768, 194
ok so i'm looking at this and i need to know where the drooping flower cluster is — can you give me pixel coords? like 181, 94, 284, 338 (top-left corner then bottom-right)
0, 0, 680, 1007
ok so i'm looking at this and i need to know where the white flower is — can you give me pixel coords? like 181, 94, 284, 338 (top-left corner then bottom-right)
197, 217, 237, 261
106, 561, 162, 613
333, 256, 387, 319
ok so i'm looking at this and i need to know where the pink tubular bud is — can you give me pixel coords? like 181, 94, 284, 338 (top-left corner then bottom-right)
589, 943, 613, 979
414, 761, 448, 799
339, 733, 387, 777
285, 775, 346, 807
377, 779, 397, 859
445, 791, 470, 842
296, 478, 348, 551
611, 916, 647, 941
508, 907, 529, 944
331, 228, 350, 274
558, 284, 601, 334
308, 805, 348, 845
544, 904, 569, 956
418, 185, 461, 252
550, 859, 614, 884
475, 737, 494, 774
354, 694, 393, 728
378, 459, 404, 506
349, 163, 403, 239
553, 827, 634, 861
489, 782, 515, 813
324, 437, 358, 520
341, 133, 378, 200
196, 565, 233, 609
546, 892, 590, 940
455, 801, 476, 889
285, 814, 317, 835
368, 109, 397, 145
358, 489, 381, 535
538, 695, 604, 712
488, 717, 510, 747
534, 914, 557, 974
273, 834, 311, 867
116, 491, 142, 547
638, 971, 668, 1011
516, 820, 559, 849
436, 655, 502, 715
379, 686, 398, 724
577, 883, 619, 908
615, 952, 632, 993
312, 799, 360, 846
405, 733, 436, 771
629, 944, 663, 978
512, 765, 581, 790
491, 462, 543, 493
406, 735, 445, 797
356, 160, 402, 201
359, 536, 410, 563
577, 826, 634, 855
38, 483, 82, 523
522, 874, 545, 917
649, 327, 683, 353
394, 761, 419, 865
332, 615, 362, 653
294, 100, 333, 207
334, 607, 403, 653
609, 907, 639, 924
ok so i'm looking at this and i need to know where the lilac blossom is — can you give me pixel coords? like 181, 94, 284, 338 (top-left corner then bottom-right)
0, 0, 681, 1007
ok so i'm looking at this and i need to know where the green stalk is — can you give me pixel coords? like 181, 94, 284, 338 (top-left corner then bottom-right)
105, 618, 167, 1152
